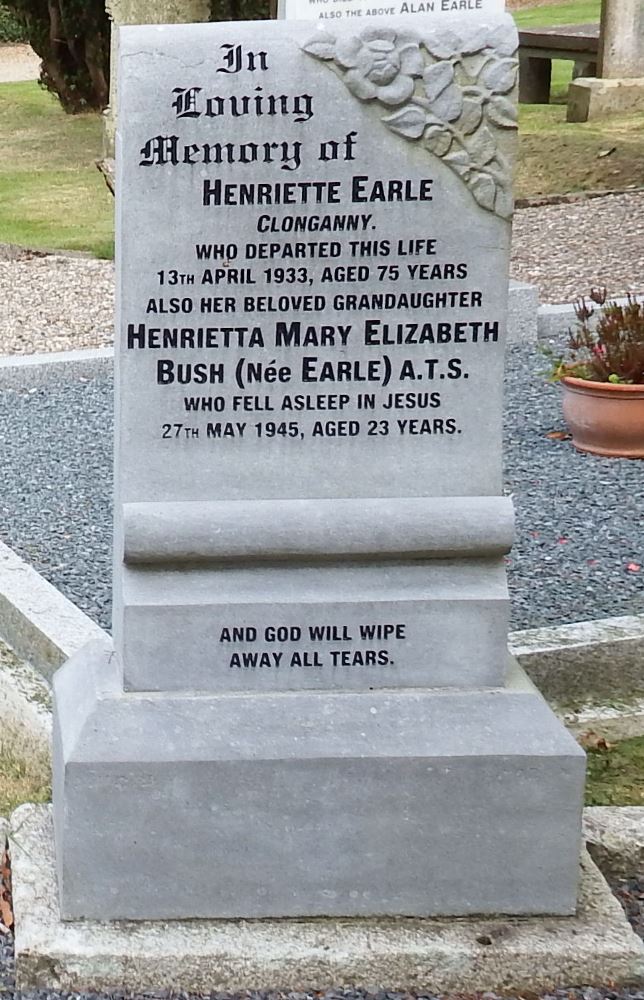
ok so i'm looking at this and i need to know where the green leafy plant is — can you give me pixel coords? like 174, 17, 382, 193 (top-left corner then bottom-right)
544, 288, 644, 385
0, 3, 27, 41
210, 0, 271, 18
2, 0, 109, 111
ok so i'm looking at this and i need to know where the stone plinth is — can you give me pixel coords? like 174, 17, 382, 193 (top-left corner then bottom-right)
13, 805, 644, 993
53, 643, 584, 920
568, 75, 644, 120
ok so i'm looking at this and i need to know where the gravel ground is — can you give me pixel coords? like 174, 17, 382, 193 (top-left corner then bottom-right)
0, 43, 39, 84
0, 250, 114, 356
511, 192, 644, 305
0, 341, 642, 634
1, 191, 644, 358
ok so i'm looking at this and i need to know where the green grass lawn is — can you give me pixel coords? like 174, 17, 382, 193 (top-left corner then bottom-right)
585, 736, 644, 805
0, 0, 640, 256
513, 0, 644, 199
0, 738, 50, 815
0, 80, 113, 257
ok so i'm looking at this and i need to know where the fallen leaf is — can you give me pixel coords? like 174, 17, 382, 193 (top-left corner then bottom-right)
0, 848, 12, 930
598, 146, 617, 158
557, 537, 569, 544
546, 430, 571, 440
578, 730, 613, 751
0, 895, 12, 931
627, 562, 641, 573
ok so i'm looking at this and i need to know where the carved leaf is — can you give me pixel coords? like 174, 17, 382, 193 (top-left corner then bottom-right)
301, 26, 512, 221
459, 97, 483, 135
486, 22, 518, 58
480, 57, 519, 95
301, 34, 337, 60
487, 94, 518, 128
470, 171, 497, 211
443, 148, 471, 177
423, 61, 454, 101
383, 105, 428, 139
424, 29, 460, 60
459, 25, 491, 55
467, 125, 496, 166
424, 124, 453, 157
433, 83, 464, 122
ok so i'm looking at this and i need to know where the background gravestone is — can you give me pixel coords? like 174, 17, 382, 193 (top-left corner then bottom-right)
53, 10, 586, 922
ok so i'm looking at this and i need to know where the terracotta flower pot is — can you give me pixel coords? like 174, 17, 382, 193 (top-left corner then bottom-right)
561, 376, 644, 458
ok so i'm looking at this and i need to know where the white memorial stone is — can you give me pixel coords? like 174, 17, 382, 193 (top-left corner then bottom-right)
52, 12, 585, 923
278, 0, 504, 22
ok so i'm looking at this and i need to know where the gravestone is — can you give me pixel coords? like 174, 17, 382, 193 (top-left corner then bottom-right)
599, 0, 644, 78
53, 8, 585, 921
567, 0, 644, 120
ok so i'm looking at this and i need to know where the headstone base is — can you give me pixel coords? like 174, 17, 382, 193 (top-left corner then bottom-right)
567, 75, 644, 121
53, 639, 584, 921
12, 804, 644, 994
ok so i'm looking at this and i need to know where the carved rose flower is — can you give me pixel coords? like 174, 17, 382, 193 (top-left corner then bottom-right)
334, 27, 424, 107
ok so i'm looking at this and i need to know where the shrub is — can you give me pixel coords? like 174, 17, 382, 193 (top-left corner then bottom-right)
2, 0, 109, 111
211, 0, 272, 21
0, 3, 27, 42
2, 0, 272, 113
545, 288, 644, 385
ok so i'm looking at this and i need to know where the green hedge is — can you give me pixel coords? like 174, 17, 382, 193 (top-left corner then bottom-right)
2, 0, 109, 110
211, 0, 271, 20
0, 3, 27, 42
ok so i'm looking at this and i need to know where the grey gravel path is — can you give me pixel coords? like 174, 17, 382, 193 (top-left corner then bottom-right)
0, 249, 114, 356
1, 190, 644, 359
511, 191, 644, 305
0, 341, 642, 634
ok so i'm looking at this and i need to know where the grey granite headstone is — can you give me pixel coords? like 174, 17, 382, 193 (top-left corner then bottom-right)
53, 11, 585, 921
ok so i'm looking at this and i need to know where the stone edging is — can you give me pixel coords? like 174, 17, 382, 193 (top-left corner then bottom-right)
0, 538, 642, 749
515, 185, 644, 210
537, 293, 643, 342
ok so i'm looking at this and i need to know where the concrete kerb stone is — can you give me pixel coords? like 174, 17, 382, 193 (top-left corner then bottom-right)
0, 540, 106, 681
584, 807, 644, 882
0, 537, 643, 745
509, 615, 644, 706
0, 640, 52, 755
10, 803, 644, 993
508, 279, 539, 343
0, 346, 112, 370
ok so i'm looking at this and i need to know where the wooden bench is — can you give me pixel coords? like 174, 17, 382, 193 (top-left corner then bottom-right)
518, 23, 599, 103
